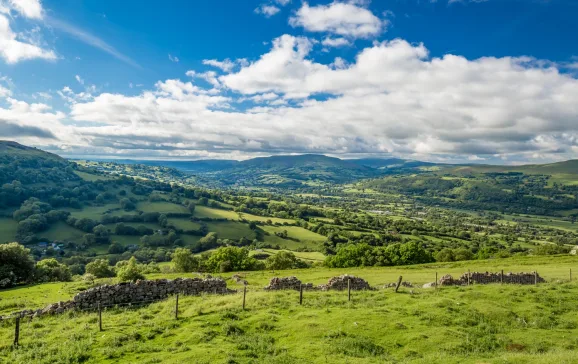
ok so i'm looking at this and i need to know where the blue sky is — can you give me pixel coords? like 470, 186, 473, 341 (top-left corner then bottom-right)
1, 0, 578, 163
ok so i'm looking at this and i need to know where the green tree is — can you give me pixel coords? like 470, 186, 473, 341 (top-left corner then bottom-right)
108, 242, 125, 254
172, 248, 198, 273
453, 248, 474, 261
117, 257, 145, 282
0, 242, 35, 287
35, 258, 72, 282
205, 247, 261, 273
85, 259, 116, 278
265, 251, 301, 270
435, 248, 455, 262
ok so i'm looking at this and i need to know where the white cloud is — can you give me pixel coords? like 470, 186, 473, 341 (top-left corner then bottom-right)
6, 0, 43, 19
8, 34, 578, 163
168, 54, 179, 62
255, 4, 280, 18
202, 58, 237, 72
275, 0, 291, 5
75, 75, 84, 85
322, 37, 351, 48
0, 84, 11, 97
289, 1, 385, 38
0, 14, 56, 63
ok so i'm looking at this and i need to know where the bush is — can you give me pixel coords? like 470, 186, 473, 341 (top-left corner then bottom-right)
265, 251, 306, 270
171, 248, 199, 273
205, 247, 262, 273
85, 259, 116, 278
0, 242, 35, 287
35, 258, 72, 282
117, 257, 145, 282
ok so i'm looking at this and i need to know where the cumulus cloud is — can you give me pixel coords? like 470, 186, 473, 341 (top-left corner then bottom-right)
321, 37, 351, 48
255, 4, 280, 17
0, 14, 56, 63
289, 1, 385, 38
202, 58, 238, 72
168, 54, 179, 62
6, 0, 43, 19
6, 33, 578, 162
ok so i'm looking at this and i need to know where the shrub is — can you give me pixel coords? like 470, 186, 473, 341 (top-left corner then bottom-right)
205, 246, 262, 273
171, 248, 199, 273
35, 258, 72, 282
0, 242, 35, 287
85, 259, 116, 278
117, 257, 145, 282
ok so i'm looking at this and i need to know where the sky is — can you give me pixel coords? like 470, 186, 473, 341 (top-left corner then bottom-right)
0, 0, 578, 164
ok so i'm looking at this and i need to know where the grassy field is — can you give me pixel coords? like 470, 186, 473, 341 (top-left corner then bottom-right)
261, 226, 326, 250
37, 222, 85, 243
1, 256, 578, 363
167, 218, 202, 231
137, 202, 189, 214
0, 218, 18, 243
63, 203, 122, 220
205, 221, 256, 240
194, 206, 240, 220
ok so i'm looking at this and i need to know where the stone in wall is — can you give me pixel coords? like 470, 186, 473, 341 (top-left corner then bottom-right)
318, 275, 371, 291
264, 276, 314, 291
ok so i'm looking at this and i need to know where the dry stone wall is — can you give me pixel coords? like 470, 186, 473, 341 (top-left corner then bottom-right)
2, 277, 232, 319
437, 271, 545, 287
264, 275, 372, 291
319, 275, 372, 291
264, 276, 314, 291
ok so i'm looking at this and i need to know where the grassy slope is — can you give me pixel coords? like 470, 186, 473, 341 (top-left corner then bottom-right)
1, 256, 578, 363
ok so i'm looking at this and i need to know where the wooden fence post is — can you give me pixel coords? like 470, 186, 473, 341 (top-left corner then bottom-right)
98, 303, 102, 332
242, 286, 247, 310
13, 316, 20, 347
175, 294, 179, 320
435, 272, 438, 289
467, 269, 471, 286
299, 284, 303, 305
534, 271, 538, 285
570, 268, 572, 282
501, 270, 504, 284
347, 278, 351, 301
395, 276, 403, 293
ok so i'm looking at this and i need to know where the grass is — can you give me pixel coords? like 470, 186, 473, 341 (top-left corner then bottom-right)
167, 218, 202, 231
63, 203, 121, 220
2, 257, 578, 363
137, 202, 189, 214
261, 225, 325, 250
194, 206, 239, 220
36, 222, 85, 244
205, 221, 256, 240
74, 171, 112, 181
0, 218, 18, 243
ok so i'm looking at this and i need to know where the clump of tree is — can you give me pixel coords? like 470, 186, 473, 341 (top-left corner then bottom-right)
325, 242, 434, 268
116, 257, 145, 282
205, 246, 263, 273
171, 248, 200, 273
434, 248, 475, 262
85, 259, 116, 278
265, 251, 308, 270
34, 258, 72, 282
0, 243, 35, 287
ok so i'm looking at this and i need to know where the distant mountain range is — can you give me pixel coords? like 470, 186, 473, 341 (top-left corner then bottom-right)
3, 141, 578, 188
